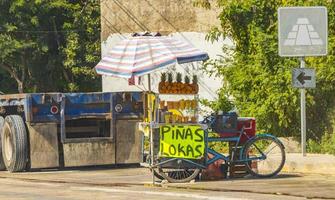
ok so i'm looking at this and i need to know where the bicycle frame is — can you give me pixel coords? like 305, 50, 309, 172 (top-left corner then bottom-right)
206, 127, 255, 166
152, 122, 280, 170
203, 114, 261, 165
147, 114, 285, 183
206, 131, 285, 166
153, 127, 256, 169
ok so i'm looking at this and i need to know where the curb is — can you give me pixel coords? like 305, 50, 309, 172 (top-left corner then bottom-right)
281, 153, 335, 175
160, 180, 335, 200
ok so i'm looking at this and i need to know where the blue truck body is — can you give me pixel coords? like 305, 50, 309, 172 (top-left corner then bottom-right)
0, 92, 145, 171
0, 92, 143, 122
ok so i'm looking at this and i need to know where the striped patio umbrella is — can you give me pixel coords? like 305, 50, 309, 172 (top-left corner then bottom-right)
95, 35, 209, 78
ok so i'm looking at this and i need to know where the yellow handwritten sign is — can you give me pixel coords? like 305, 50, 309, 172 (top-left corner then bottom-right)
159, 125, 205, 159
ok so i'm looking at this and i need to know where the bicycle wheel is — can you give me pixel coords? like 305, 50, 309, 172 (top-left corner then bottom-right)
242, 135, 285, 178
145, 154, 164, 180
158, 167, 200, 183
151, 168, 164, 180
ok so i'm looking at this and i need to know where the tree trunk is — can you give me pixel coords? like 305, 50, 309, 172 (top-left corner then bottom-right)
0, 63, 24, 93
17, 81, 23, 93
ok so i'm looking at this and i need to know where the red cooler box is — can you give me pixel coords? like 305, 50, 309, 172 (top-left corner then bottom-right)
218, 117, 256, 144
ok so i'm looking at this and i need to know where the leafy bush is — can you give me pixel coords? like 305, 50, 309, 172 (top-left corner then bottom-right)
308, 133, 335, 155
198, 0, 335, 140
200, 88, 234, 113
0, 1, 101, 93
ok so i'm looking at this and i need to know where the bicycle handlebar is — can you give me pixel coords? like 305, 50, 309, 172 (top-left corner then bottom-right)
200, 113, 215, 127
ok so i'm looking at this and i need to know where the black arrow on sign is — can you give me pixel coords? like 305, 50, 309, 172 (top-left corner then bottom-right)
297, 72, 312, 85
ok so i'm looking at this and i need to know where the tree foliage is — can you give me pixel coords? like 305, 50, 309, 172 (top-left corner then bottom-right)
199, 0, 335, 139
0, 0, 101, 93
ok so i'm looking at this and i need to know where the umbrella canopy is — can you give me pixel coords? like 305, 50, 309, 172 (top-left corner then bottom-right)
95, 35, 209, 78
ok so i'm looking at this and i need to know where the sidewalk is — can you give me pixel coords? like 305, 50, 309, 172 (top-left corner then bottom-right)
0, 164, 334, 199
162, 153, 335, 199
164, 173, 335, 199
282, 153, 335, 175
277, 138, 335, 175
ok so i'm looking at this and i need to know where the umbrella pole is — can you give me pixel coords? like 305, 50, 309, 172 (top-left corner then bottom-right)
148, 73, 155, 184
148, 74, 151, 91
150, 122, 155, 185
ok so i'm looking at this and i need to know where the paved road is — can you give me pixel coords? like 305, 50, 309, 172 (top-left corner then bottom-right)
0, 177, 305, 200
0, 167, 333, 200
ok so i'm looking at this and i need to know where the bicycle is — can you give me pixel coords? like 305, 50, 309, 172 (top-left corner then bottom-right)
149, 112, 286, 183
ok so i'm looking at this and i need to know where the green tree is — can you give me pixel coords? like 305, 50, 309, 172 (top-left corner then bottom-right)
197, 0, 335, 139
0, 0, 101, 93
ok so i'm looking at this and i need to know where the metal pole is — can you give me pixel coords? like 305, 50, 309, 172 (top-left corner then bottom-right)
147, 73, 154, 184
148, 74, 151, 91
60, 94, 66, 143
300, 57, 307, 156
148, 93, 155, 184
150, 125, 155, 184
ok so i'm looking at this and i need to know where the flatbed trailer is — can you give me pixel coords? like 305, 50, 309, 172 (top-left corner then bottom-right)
0, 92, 145, 172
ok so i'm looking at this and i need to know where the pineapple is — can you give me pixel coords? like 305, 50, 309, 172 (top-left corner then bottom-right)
176, 73, 182, 94
167, 72, 173, 83
192, 75, 199, 94
159, 73, 167, 93
176, 73, 182, 83
184, 75, 190, 84
184, 75, 191, 94
180, 99, 185, 110
167, 73, 173, 93
161, 72, 167, 82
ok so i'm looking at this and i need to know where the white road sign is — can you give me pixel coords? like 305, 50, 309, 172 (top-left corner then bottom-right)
278, 7, 328, 57
292, 68, 316, 88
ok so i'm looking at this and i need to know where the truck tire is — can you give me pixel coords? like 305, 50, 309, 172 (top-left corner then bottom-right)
0, 117, 6, 170
2, 115, 28, 172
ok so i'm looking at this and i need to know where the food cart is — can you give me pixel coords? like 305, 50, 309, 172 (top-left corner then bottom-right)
94, 32, 210, 182
95, 33, 285, 184
139, 73, 208, 183
140, 91, 286, 184
139, 72, 286, 184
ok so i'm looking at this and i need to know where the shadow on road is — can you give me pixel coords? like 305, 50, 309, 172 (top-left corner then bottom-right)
27, 164, 142, 173
197, 173, 302, 183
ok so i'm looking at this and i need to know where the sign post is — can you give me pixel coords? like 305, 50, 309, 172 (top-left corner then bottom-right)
278, 6, 328, 156
292, 63, 316, 156
300, 58, 307, 156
